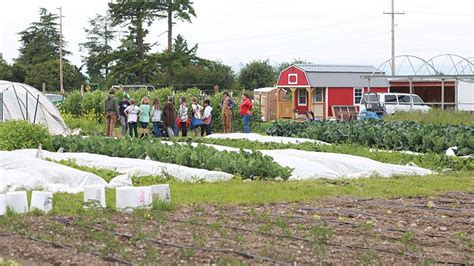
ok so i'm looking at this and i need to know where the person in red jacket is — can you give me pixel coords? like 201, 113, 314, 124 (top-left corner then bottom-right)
240, 93, 253, 133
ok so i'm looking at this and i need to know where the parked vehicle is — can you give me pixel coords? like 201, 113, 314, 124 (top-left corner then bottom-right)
45, 93, 65, 106
361, 93, 430, 115
359, 92, 385, 120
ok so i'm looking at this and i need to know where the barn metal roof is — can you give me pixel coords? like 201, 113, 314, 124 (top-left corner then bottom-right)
294, 64, 389, 87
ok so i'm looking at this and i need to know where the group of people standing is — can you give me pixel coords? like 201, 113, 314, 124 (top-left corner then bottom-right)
104, 88, 253, 138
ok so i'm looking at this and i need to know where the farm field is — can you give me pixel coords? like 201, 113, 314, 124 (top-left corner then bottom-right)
1, 113, 473, 264
0, 187, 473, 264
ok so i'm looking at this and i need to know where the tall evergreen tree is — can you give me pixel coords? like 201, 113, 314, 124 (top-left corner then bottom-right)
0, 54, 13, 81
108, 1, 161, 84
14, 8, 82, 89
161, 0, 196, 51
17, 8, 69, 65
80, 14, 116, 83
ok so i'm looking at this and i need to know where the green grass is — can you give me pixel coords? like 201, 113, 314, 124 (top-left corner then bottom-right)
49, 173, 474, 215
385, 109, 474, 126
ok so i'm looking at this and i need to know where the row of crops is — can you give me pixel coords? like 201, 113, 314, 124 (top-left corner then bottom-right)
266, 120, 474, 155
51, 136, 293, 180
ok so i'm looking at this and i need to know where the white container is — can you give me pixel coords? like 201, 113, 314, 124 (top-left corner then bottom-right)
151, 184, 171, 203
83, 185, 106, 208
6, 191, 28, 214
0, 195, 6, 216
116, 186, 140, 212
30, 191, 53, 213
136, 186, 152, 208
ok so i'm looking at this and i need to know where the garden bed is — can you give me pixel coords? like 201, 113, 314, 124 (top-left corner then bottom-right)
0, 192, 472, 264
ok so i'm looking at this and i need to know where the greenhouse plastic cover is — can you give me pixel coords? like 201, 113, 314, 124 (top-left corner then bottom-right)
0, 151, 107, 193
13, 149, 234, 183
0, 81, 70, 135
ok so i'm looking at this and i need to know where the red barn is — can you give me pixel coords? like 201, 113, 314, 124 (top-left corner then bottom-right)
275, 64, 390, 119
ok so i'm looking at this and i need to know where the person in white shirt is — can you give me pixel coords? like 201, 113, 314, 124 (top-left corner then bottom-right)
151, 98, 163, 137
124, 99, 141, 138
201, 99, 213, 136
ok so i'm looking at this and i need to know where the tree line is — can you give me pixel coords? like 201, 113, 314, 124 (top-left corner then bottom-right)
0, 1, 309, 92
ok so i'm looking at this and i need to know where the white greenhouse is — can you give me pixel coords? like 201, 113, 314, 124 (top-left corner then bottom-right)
0, 81, 69, 135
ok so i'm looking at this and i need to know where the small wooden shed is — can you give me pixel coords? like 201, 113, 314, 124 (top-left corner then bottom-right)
254, 87, 278, 121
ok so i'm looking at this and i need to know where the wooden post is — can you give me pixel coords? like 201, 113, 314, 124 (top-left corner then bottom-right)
290, 88, 297, 119
80, 84, 84, 97
42, 83, 46, 93
276, 88, 280, 119
306, 87, 313, 113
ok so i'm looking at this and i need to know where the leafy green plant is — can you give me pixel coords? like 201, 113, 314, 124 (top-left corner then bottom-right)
266, 120, 474, 155
55, 159, 120, 182
51, 136, 293, 180
181, 137, 473, 171
0, 120, 52, 150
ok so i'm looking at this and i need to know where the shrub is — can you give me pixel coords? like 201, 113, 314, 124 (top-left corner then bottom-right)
61, 111, 104, 136
61, 90, 82, 115
0, 120, 52, 151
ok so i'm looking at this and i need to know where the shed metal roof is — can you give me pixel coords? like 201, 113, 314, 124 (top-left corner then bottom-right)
294, 64, 389, 87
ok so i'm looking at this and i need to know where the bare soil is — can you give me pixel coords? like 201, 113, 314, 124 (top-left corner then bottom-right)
1, 192, 473, 265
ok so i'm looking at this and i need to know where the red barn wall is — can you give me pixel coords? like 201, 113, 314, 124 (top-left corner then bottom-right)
327, 88, 354, 117
364, 87, 389, 93
277, 66, 309, 87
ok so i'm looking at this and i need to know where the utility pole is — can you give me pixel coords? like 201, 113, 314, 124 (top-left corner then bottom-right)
167, 0, 173, 52
58, 6, 64, 94
384, 0, 404, 75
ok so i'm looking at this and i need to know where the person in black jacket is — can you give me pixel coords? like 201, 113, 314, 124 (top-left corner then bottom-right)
118, 97, 130, 137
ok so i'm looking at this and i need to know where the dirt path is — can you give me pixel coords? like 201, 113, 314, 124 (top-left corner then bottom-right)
1, 192, 473, 265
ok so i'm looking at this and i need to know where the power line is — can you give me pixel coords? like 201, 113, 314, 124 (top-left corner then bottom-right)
198, 15, 380, 44
406, 11, 471, 17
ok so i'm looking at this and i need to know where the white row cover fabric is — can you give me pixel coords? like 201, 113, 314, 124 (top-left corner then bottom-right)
0, 81, 70, 135
14, 149, 233, 183
0, 151, 107, 193
206, 133, 328, 145
169, 142, 433, 180
261, 149, 433, 180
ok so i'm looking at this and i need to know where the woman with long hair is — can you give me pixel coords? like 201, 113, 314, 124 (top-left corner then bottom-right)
139, 96, 151, 138
151, 98, 163, 137
178, 96, 189, 137
124, 99, 141, 138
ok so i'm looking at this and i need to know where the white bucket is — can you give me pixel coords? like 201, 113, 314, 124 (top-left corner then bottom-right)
6, 191, 28, 214
136, 186, 152, 208
30, 191, 53, 213
83, 185, 106, 208
116, 186, 140, 212
0, 195, 6, 216
151, 184, 171, 203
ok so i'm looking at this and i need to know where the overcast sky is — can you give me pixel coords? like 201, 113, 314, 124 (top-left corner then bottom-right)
1, 0, 473, 72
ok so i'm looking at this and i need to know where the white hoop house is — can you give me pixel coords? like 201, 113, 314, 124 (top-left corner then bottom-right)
0, 81, 69, 135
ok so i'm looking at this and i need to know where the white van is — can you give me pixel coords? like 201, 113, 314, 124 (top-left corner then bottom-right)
360, 93, 431, 115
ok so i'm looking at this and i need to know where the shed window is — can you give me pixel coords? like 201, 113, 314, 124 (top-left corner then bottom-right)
354, 88, 363, 104
298, 88, 307, 106
312, 87, 324, 103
